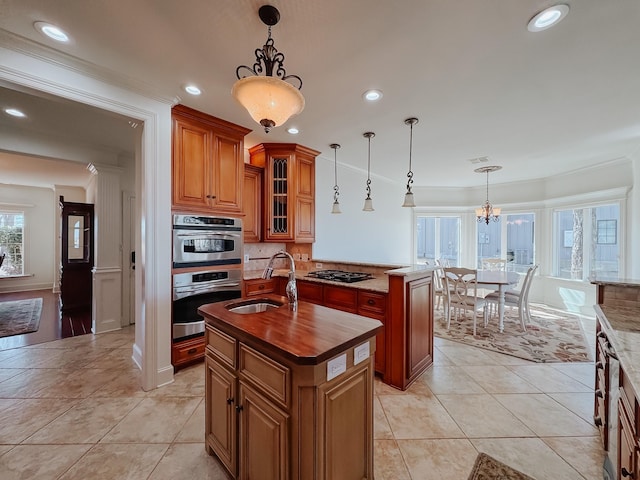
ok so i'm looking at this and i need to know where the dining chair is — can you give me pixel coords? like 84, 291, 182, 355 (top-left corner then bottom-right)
485, 264, 538, 331
442, 267, 487, 335
481, 258, 507, 271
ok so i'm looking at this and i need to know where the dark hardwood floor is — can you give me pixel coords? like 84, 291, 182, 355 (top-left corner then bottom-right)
0, 289, 91, 351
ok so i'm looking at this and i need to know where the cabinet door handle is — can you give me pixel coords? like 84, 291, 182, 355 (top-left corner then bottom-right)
367, 299, 375, 305
621, 467, 634, 478
235, 405, 243, 412
594, 416, 603, 427
187, 348, 197, 354
595, 389, 604, 398
226, 397, 234, 405
206, 194, 217, 199
259, 284, 265, 290
596, 361, 604, 370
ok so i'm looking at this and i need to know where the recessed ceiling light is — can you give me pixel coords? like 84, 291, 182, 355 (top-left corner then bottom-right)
184, 85, 201, 95
527, 4, 569, 32
34, 21, 70, 42
363, 89, 383, 102
4, 108, 26, 118
287, 127, 299, 135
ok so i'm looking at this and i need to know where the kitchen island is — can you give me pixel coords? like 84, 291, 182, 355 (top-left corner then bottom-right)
198, 295, 382, 480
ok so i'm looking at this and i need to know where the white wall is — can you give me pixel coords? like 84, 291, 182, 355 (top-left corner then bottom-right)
314, 153, 413, 265
0, 184, 56, 292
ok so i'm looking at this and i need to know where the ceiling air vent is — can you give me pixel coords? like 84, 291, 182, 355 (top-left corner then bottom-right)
468, 156, 489, 165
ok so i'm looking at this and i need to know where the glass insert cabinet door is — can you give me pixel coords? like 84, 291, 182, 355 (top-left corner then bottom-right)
63, 210, 93, 264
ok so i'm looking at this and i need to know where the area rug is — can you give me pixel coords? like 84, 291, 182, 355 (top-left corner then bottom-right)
468, 453, 536, 480
434, 303, 593, 363
0, 298, 43, 338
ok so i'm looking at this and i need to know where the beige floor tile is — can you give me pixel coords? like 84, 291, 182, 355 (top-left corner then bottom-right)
435, 344, 501, 366
397, 438, 478, 480
419, 366, 487, 395
548, 392, 597, 424
432, 346, 456, 365
507, 364, 595, 393
0, 445, 15, 456
90, 368, 147, 398
378, 393, 464, 439
0, 398, 78, 443
0, 367, 74, 398
83, 347, 139, 370
58, 443, 168, 480
0, 444, 92, 480
175, 399, 205, 442
549, 362, 596, 389
374, 377, 407, 396
23, 396, 143, 444
148, 443, 229, 479
460, 365, 541, 393
480, 350, 536, 366
374, 439, 411, 480
374, 396, 394, 439
148, 362, 205, 397
494, 393, 599, 436
34, 368, 122, 398
101, 396, 201, 443
543, 436, 606, 480
471, 437, 584, 480
437, 394, 536, 438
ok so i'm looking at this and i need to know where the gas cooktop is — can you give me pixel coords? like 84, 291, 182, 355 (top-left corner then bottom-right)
306, 270, 373, 283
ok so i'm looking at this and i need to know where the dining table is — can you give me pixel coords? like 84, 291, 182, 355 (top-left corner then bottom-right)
476, 270, 520, 332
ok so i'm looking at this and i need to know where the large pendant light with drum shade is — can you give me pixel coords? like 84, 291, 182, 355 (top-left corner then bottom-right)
231, 5, 304, 133
362, 132, 375, 212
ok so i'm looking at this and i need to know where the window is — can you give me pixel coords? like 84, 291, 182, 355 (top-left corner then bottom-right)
0, 211, 24, 276
416, 216, 460, 266
553, 204, 620, 279
477, 213, 535, 273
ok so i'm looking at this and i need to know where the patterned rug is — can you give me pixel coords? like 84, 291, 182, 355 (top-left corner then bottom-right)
434, 303, 593, 363
468, 453, 535, 480
0, 298, 43, 338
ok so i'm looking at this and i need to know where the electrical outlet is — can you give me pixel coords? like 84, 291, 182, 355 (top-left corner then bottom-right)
316, 263, 323, 269
244, 254, 250, 263
301, 253, 309, 262
293, 253, 301, 261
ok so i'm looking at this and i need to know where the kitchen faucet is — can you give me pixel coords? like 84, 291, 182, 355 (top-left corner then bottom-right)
262, 250, 297, 311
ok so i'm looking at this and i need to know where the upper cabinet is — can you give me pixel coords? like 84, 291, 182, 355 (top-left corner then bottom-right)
243, 164, 263, 243
249, 143, 319, 243
172, 105, 251, 214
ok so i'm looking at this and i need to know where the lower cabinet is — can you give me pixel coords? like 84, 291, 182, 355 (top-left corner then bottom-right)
172, 336, 205, 370
205, 322, 375, 479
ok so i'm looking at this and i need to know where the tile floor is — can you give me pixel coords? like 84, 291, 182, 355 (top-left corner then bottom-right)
0, 317, 605, 479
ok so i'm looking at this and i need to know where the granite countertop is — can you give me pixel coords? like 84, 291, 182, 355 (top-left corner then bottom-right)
199, 295, 383, 365
243, 264, 435, 293
595, 304, 640, 397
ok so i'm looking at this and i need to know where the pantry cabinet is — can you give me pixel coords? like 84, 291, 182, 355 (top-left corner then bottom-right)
248, 143, 319, 243
172, 104, 251, 214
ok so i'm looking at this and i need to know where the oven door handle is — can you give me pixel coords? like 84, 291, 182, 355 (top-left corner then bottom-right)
173, 283, 241, 300
175, 232, 237, 238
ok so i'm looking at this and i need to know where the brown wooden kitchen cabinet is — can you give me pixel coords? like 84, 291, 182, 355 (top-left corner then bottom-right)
204, 315, 377, 480
172, 104, 251, 214
243, 164, 263, 243
172, 335, 206, 370
249, 143, 319, 243
243, 277, 277, 297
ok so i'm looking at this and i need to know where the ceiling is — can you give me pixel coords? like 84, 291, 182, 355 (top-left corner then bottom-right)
1, 0, 639, 189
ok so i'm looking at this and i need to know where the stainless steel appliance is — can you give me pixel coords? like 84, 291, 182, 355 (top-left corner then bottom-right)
172, 268, 242, 341
172, 214, 242, 268
306, 269, 373, 283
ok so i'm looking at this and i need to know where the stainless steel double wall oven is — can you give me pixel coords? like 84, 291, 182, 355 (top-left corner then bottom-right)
172, 214, 243, 342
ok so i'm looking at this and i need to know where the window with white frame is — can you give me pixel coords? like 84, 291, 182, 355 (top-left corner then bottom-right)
416, 216, 460, 266
0, 211, 24, 276
477, 213, 535, 273
553, 203, 620, 280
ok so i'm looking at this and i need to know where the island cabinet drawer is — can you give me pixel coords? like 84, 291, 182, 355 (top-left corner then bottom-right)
620, 368, 637, 429
239, 343, 290, 408
206, 325, 236, 369
172, 337, 205, 366
357, 291, 387, 317
244, 278, 277, 297
323, 285, 357, 313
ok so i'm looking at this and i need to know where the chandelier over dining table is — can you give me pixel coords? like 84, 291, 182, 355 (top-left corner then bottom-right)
475, 165, 502, 224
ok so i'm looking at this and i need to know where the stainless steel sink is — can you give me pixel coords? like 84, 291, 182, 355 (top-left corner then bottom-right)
225, 298, 284, 314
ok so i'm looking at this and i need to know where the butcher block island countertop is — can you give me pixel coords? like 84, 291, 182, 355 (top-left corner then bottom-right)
198, 295, 383, 480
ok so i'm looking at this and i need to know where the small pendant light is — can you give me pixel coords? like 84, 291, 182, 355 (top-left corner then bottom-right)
330, 143, 341, 214
402, 117, 418, 207
363, 132, 375, 211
